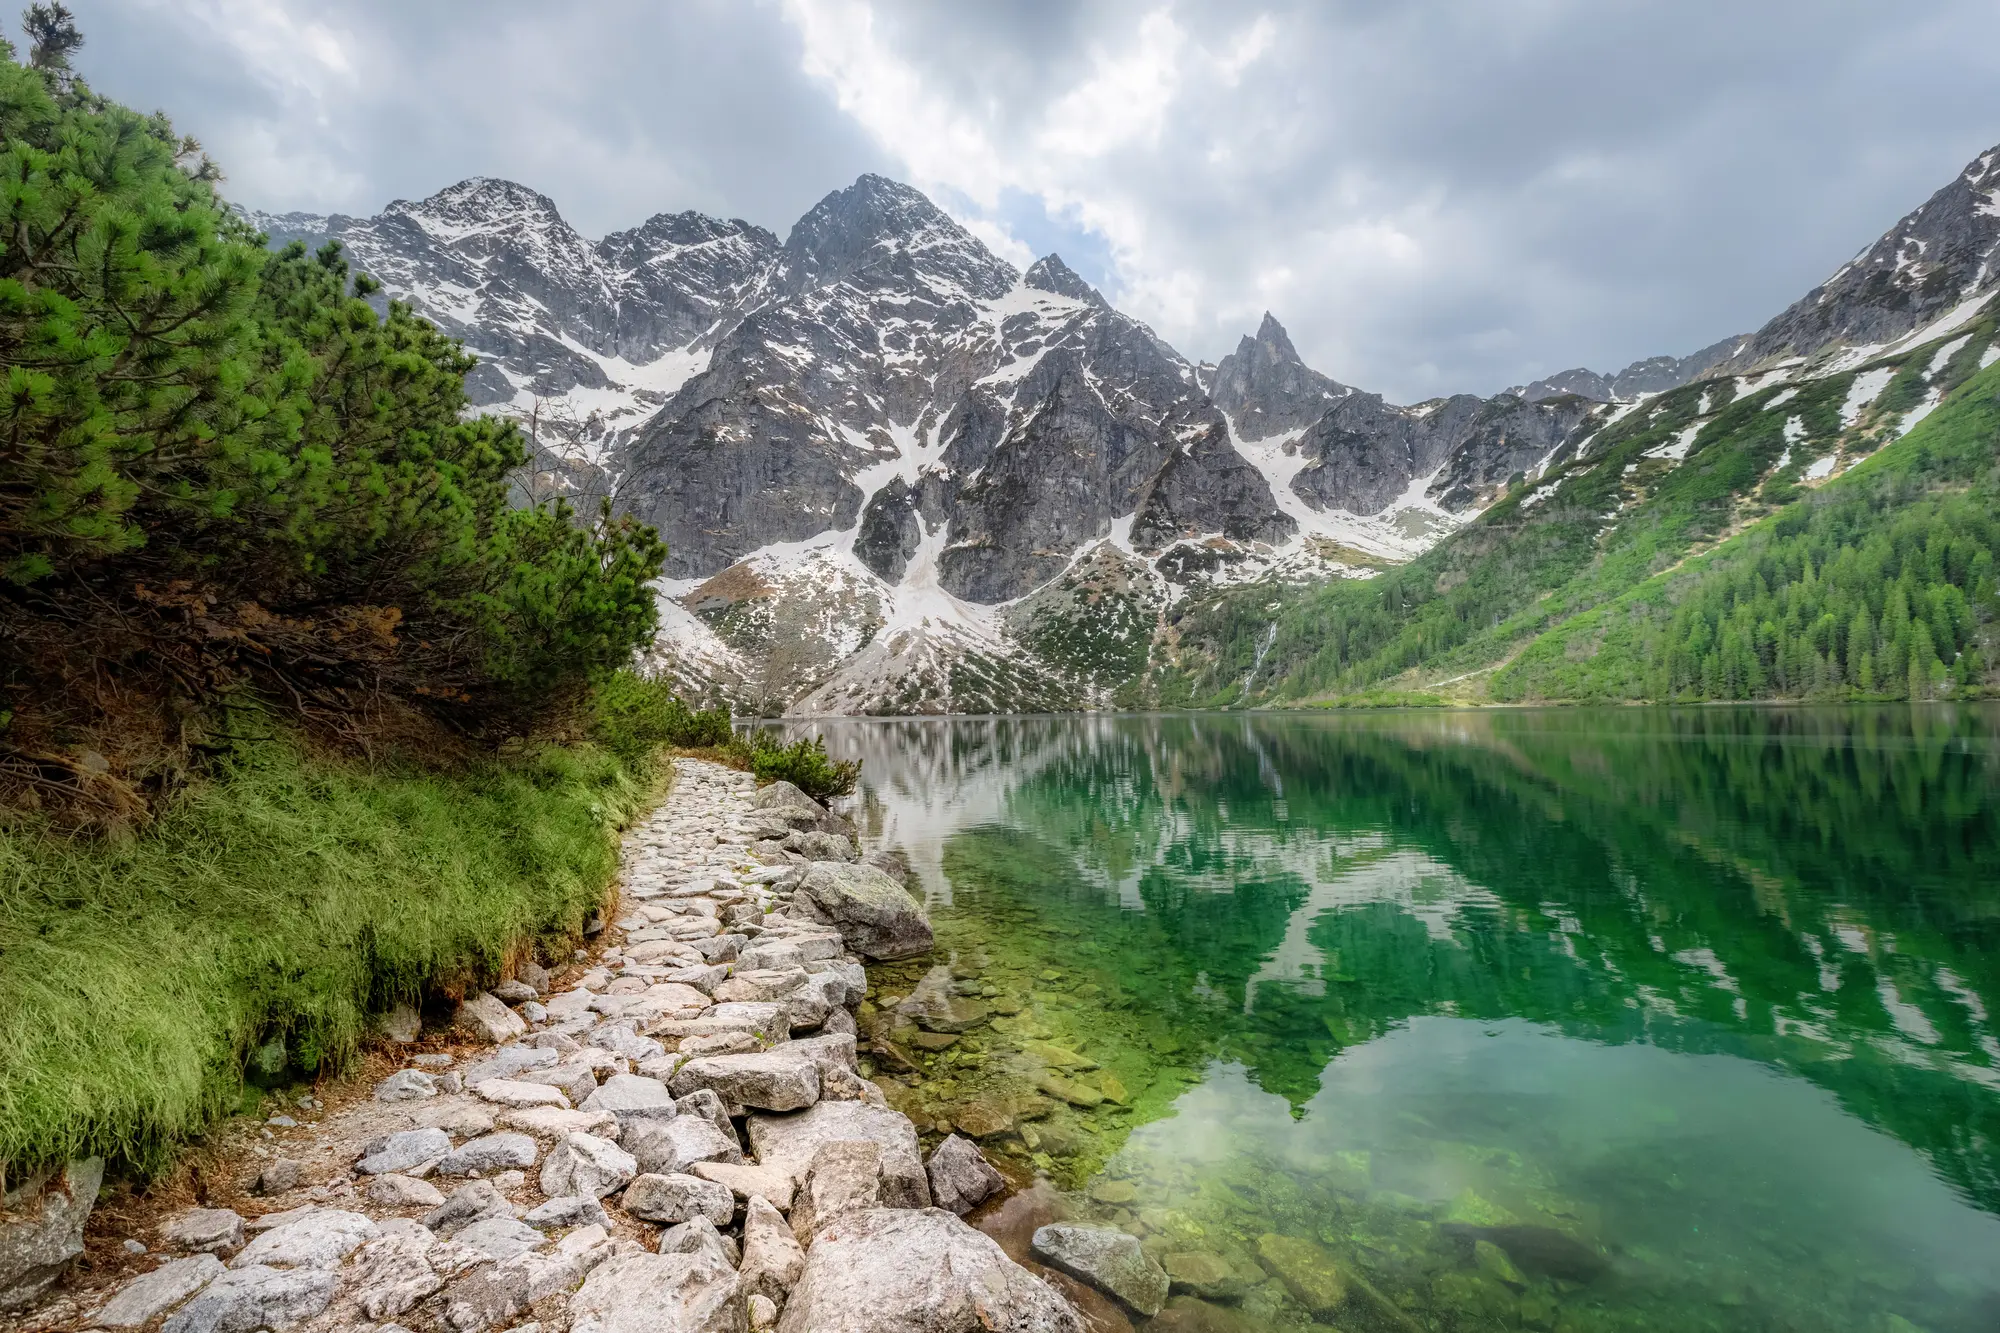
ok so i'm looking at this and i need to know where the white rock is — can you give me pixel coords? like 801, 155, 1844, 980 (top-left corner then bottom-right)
580, 1073, 677, 1123
736, 1197, 803, 1307
566, 1250, 740, 1333
161, 1208, 244, 1255
161, 1263, 338, 1333
746, 1101, 931, 1208
521, 1195, 610, 1231
438, 1132, 540, 1176
452, 1216, 546, 1262
668, 1051, 819, 1115
538, 1133, 636, 1200
777, 1208, 1080, 1333
457, 993, 527, 1043
373, 1070, 439, 1102
356, 1128, 452, 1176
228, 1210, 377, 1270
340, 1231, 441, 1320
625, 1116, 743, 1177
789, 1140, 880, 1245
441, 1225, 612, 1332
95, 1255, 225, 1327
472, 1079, 569, 1109
622, 1174, 734, 1227
688, 1161, 795, 1213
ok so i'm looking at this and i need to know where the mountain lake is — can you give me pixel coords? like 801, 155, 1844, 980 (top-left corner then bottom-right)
778, 706, 2000, 1333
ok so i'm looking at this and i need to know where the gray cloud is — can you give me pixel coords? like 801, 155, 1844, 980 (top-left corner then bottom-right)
69, 0, 2000, 401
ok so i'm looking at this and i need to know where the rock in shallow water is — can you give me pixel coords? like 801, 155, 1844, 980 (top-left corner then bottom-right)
927, 1134, 1005, 1215
793, 861, 933, 961
1253, 1232, 1346, 1316
1030, 1224, 1169, 1317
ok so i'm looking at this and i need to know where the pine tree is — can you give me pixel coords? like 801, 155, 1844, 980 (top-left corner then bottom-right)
20, 3, 80, 80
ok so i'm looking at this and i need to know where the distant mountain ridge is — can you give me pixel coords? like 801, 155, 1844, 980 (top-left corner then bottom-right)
239, 136, 2000, 713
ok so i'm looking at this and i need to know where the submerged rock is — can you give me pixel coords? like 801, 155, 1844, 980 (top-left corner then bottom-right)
1253, 1233, 1345, 1316
1161, 1252, 1246, 1302
1030, 1224, 1169, 1317
1438, 1223, 1609, 1283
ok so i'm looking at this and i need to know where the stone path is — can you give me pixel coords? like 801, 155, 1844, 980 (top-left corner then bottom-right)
2, 760, 1082, 1333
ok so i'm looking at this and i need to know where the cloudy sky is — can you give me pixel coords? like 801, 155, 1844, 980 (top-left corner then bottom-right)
75, 0, 2000, 401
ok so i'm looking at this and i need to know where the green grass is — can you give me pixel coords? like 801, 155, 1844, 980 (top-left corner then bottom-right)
0, 732, 654, 1177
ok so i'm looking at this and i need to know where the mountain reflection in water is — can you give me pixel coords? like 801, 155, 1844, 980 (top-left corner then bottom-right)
777, 706, 2000, 1332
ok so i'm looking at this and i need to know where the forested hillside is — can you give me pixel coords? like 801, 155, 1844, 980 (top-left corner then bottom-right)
1163, 317, 2000, 707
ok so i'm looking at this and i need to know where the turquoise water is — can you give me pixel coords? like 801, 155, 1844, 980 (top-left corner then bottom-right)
804, 708, 2000, 1332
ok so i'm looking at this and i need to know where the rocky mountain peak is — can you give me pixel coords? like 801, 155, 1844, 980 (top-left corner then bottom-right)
385, 176, 570, 239
1719, 139, 2000, 373
1252, 311, 1302, 362
777, 173, 1016, 302
1208, 312, 1356, 440
1024, 253, 1109, 309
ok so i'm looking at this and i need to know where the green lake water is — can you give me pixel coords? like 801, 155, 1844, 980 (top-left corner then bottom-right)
799, 707, 2000, 1333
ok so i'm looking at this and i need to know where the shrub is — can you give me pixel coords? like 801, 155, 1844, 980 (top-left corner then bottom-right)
746, 733, 860, 800
589, 671, 734, 767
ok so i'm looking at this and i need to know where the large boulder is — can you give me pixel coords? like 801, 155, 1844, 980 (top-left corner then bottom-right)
228, 1210, 377, 1271
626, 1116, 743, 1177
566, 1249, 742, 1333
792, 862, 932, 961
441, 1224, 613, 1332
0, 1157, 103, 1309
777, 1208, 1081, 1333
623, 1173, 735, 1227
95, 1255, 225, 1328
1030, 1224, 1169, 1317
746, 1101, 930, 1209
160, 1264, 338, 1333
340, 1231, 441, 1319
788, 1140, 880, 1244
581, 1073, 678, 1125
670, 1051, 820, 1115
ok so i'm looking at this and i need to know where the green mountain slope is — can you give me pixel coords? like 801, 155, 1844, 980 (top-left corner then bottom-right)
1157, 318, 2000, 706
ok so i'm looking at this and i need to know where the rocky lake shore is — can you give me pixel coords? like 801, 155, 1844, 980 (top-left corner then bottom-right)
0, 758, 1242, 1333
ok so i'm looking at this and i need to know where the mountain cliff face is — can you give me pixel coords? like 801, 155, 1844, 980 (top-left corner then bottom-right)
241, 137, 2000, 714
1717, 145, 2000, 374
